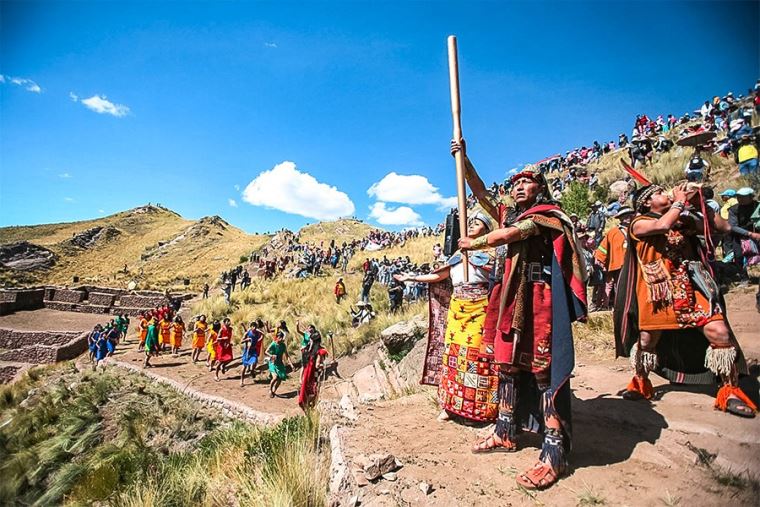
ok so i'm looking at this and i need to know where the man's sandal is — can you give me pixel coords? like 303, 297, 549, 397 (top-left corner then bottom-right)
726, 398, 756, 418
471, 434, 517, 454
516, 461, 561, 490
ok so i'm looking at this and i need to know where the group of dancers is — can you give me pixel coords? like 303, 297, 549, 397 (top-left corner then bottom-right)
87, 314, 130, 369
395, 138, 757, 491
136, 310, 329, 407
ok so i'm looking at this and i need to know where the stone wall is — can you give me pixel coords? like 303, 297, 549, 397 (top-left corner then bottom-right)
51, 289, 87, 303
0, 328, 80, 348
0, 288, 45, 315
88, 292, 116, 306
119, 294, 169, 308
0, 363, 25, 384
0, 330, 88, 364
2, 286, 190, 318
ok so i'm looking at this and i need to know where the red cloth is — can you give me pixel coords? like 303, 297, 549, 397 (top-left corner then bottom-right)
215, 325, 234, 362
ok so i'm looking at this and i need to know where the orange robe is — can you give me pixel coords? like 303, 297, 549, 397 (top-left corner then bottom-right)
159, 320, 172, 345
595, 225, 627, 272
630, 216, 723, 331
170, 322, 185, 348
192, 321, 207, 349
139, 318, 149, 342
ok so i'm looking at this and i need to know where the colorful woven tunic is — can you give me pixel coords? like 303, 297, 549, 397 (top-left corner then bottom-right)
422, 251, 499, 423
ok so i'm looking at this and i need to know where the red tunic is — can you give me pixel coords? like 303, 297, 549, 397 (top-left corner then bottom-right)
215, 325, 234, 362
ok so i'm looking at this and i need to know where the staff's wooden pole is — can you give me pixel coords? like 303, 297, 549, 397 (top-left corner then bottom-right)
447, 35, 469, 281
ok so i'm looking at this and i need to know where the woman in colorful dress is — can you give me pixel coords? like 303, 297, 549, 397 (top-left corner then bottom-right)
206, 320, 220, 371
170, 315, 186, 356
266, 324, 295, 398
214, 318, 234, 381
191, 315, 207, 364
159, 315, 172, 352
298, 329, 329, 410
137, 312, 149, 351
396, 209, 499, 424
240, 320, 263, 387
143, 316, 160, 368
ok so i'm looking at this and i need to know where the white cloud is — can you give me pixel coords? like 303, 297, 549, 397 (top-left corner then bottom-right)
368, 172, 457, 209
80, 95, 130, 117
64, 197, 75, 203
234, 184, 240, 191
369, 202, 423, 226
1, 75, 41, 93
98, 209, 105, 214
69, 92, 79, 102
59, 172, 72, 179
264, 42, 278, 48
242, 161, 355, 220
228, 198, 238, 208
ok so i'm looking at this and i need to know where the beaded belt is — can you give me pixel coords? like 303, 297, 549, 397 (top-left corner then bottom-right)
453, 283, 489, 300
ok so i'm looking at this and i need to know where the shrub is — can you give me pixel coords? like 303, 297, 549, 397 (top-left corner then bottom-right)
561, 181, 592, 219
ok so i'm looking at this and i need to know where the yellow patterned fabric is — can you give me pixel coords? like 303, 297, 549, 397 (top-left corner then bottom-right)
438, 295, 499, 422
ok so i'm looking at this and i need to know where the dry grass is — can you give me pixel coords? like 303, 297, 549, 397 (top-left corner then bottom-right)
573, 311, 615, 359
592, 145, 737, 191
1, 362, 329, 506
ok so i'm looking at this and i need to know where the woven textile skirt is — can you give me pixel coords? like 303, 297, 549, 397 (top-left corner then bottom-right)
438, 294, 499, 422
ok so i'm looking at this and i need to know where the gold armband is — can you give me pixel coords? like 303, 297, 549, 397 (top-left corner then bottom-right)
470, 235, 489, 250
513, 219, 539, 240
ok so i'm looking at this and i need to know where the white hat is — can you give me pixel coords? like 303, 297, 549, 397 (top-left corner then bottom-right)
736, 187, 755, 197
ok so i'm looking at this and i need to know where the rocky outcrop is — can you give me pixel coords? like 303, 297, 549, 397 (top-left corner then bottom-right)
379, 316, 425, 356
0, 242, 56, 271
62, 226, 121, 249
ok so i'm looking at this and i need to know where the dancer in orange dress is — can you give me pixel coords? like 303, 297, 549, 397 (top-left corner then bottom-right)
170, 316, 186, 356
159, 315, 172, 352
191, 315, 207, 364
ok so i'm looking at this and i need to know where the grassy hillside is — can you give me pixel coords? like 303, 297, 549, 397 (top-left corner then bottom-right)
297, 218, 377, 245
0, 363, 327, 506
192, 234, 438, 357
586, 119, 756, 195
0, 206, 268, 290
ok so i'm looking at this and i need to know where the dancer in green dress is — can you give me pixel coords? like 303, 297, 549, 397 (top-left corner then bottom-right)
143, 317, 159, 368
266, 323, 295, 398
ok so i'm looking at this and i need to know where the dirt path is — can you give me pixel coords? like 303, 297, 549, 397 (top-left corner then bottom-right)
336, 289, 760, 506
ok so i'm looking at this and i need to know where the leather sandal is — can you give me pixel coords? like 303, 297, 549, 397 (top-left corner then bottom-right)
726, 397, 756, 418
516, 461, 560, 490
471, 434, 517, 454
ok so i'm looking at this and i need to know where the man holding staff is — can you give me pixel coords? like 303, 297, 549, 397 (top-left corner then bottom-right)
453, 141, 587, 490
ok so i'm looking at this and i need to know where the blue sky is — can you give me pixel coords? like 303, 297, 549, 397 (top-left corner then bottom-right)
1, 0, 757, 233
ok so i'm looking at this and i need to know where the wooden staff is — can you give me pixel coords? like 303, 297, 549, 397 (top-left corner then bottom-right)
447, 35, 469, 281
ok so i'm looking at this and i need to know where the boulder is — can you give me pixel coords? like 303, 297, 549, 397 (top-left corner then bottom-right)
363, 453, 399, 481
380, 316, 425, 356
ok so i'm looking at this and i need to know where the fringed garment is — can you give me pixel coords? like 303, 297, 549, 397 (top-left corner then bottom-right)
614, 213, 750, 385
485, 204, 587, 448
